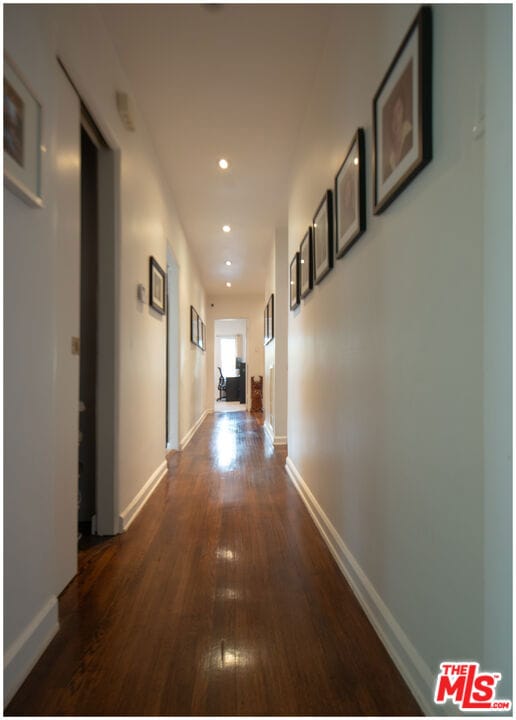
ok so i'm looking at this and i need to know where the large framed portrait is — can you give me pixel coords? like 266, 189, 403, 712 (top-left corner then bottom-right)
289, 252, 300, 311
373, 6, 432, 214
335, 128, 366, 258
4, 54, 43, 207
149, 257, 166, 315
313, 190, 333, 285
299, 227, 313, 299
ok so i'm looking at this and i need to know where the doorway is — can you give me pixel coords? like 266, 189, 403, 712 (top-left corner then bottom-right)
214, 318, 247, 412
78, 117, 100, 540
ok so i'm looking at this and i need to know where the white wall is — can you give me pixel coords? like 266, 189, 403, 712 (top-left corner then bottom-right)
4, 4, 207, 702
286, 4, 510, 714
263, 228, 288, 443
207, 295, 264, 411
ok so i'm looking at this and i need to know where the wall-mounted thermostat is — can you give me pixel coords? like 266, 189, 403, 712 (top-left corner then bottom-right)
137, 283, 147, 303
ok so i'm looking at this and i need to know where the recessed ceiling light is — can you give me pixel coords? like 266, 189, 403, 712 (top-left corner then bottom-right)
222, 225, 231, 233
218, 158, 229, 170
225, 260, 232, 266
226, 282, 232, 287
353, 157, 359, 166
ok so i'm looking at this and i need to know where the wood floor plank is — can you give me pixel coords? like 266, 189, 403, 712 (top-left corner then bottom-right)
6, 411, 421, 716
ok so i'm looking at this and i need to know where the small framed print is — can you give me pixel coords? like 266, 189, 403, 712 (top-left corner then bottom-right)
289, 252, 300, 311
149, 257, 166, 315
200, 321, 206, 351
4, 54, 43, 207
190, 306, 199, 346
373, 6, 432, 214
266, 293, 274, 344
335, 128, 366, 258
299, 228, 313, 299
313, 190, 333, 285
264, 305, 268, 345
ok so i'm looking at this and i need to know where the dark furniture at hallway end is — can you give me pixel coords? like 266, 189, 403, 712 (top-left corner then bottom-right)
251, 375, 263, 412
225, 376, 240, 402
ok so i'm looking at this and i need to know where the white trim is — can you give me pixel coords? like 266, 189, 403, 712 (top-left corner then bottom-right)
264, 421, 274, 445
285, 456, 454, 718
264, 422, 286, 446
4, 596, 59, 707
180, 409, 209, 450
118, 460, 167, 532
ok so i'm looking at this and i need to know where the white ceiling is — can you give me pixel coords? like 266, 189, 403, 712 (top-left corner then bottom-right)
99, 4, 332, 295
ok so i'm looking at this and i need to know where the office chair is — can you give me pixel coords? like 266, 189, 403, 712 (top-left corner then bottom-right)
217, 367, 226, 401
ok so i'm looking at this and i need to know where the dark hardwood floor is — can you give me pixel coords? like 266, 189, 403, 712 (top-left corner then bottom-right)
6, 411, 421, 716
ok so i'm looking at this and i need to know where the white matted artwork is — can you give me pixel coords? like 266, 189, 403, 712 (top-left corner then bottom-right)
149, 257, 166, 315
373, 7, 432, 214
313, 190, 333, 285
299, 227, 313, 299
335, 128, 366, 258
4, 54, 43, 207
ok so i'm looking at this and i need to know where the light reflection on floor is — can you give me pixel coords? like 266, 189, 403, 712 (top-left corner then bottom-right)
213, 415, 238, 470
216, 587, 241, 601
215, 547, 237, 561
203, 641, 255, 672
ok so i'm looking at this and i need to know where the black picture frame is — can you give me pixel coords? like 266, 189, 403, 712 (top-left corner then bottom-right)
149, 257, 166, 315
299, 227, 313, 299
289, 253, 300, 311
372, 6, 432, 215
335, 128, 366, 259
313, 190, 333, 285
4, 54, 43, 208
190, 305, 199, 346
265, 293, 274, 344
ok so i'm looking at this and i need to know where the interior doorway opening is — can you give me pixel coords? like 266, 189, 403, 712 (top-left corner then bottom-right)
77, 101, 118, 540
214, 318, 247, 412
78, 116, 100, 541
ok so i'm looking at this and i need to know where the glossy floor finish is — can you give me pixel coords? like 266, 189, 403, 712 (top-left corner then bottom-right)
6, 412, 421, 716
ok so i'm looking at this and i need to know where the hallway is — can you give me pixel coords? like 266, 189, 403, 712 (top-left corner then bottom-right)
7, 412, 420, 716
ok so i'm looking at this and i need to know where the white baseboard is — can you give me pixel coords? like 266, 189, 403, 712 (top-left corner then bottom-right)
285, 455, 447, 717
4, 596, 59, 707
180, 409, 209, 450
119, 460, 168, 532
264, 421, 286, 446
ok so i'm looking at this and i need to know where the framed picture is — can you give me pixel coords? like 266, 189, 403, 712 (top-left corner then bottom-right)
335, 128, 366, 258
190, 306, 199, 346
4, 54, 43, 207
149, 257, 166, 315
372, 6, 432, 214
200, 321, 206, 351
266, 293, 274, 344
289, 253, 300, 311
299, 228, 313, 299
313, 190, 333, 285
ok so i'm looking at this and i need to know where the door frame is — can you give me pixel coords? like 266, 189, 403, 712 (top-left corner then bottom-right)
57, 57, 121, 537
